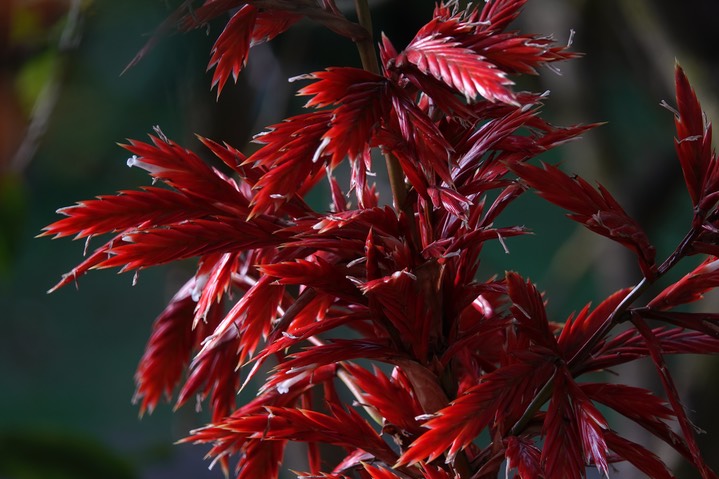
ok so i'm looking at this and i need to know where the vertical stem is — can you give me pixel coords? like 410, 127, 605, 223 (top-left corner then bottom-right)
353, 0, 407, 211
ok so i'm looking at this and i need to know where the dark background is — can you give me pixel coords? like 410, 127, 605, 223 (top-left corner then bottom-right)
2, 0, 719, 477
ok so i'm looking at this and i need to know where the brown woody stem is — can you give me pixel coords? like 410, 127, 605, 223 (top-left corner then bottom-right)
353, 0, 407, 211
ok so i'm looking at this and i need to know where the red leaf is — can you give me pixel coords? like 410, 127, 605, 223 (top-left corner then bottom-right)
581, 382, 690, 461
541, 369, 584, 479
631, 315, 718, 479
191, 404, 398, 466
208, 4, 257, 95
342, 363, 424, 435
251, 9, 301, 45
397, 33, 514, 104
297, 67, 389, 161
362, 464, 404, 479
399, 359, 554, 465
478, 0, 528, 33
649, 257, 719, 310
604, 432, 676, 479
260, 256, 363, 302
672, 64, 717, 209
41, 187, 203, 240
199, 274, 284, 367
249, 112, 333, 215
132, 279, 197, 416
98, 216, 281, 272
176, 327, 239, 422
123, 134, 248, 212
567, 378, 610, 477
505, 436, 541, 479
191, 252, 238, 326
360, 269, 431, 360
46, 232, 125, 292
506, 271, 558, 353
511, 161, 656, 278
558, 287, 631, 365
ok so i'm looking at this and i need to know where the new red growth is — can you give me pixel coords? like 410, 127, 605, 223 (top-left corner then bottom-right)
43, 1, 719, 478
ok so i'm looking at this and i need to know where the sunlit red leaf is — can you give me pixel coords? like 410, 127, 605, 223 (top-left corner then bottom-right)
208, 4, 257, 95
478, 0, 528, 33
396, 33, 514, 104
199, 274, 284, 366
97, 216, 281, 272
248, 111, 333, 215
506, 271, 558, 353
190, 404, 398, 466
40, 187, 203, 240
298, 67, 389, 161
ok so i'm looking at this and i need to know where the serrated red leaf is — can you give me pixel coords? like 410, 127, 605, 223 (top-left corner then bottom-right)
132, 279, 197, 416
604, 432, 676, 479
581, 382, 691, 461
342, 363, 424, 435
631, 315, 718, 479
397, 34, 514, 104
649, 257, 719, 310
505, 436, 541, 479
208, 5, 257, 95
511, 161, 656, 278
249, 111, 333, 215
98, 216, 281, 272
541, 369, 584, 479
399, 359, 554, 465
478, 0, 528, 33
297, 67, 389, 161
190, 404, 398, 466
260, 256, 363, 302
40, 187, 203, 240
506, 271, 558, 353
673, 64, 717, 209
558, 287, 631, 366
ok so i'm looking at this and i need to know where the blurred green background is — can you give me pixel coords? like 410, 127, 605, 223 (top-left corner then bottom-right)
1, 0, 718, 477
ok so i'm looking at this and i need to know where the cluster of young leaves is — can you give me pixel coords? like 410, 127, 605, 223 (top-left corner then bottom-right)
42, 0, 719, 478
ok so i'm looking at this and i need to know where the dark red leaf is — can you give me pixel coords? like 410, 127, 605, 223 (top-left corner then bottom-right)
541, 368, 584, 479
672, 64, 717, 209
649, 257, 719, 310
604, 432, 676, 479
511, 161, 656, 278
631, 315, 718, 479
506, 271, 558, 353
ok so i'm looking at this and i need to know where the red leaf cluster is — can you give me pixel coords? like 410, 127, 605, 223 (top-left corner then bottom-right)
44, 1, 719, 479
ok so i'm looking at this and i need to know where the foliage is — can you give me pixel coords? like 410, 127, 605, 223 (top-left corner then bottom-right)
42, 1, 719, 477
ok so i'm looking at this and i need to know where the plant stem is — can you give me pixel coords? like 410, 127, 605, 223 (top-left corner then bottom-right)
353, 0, 407, 211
